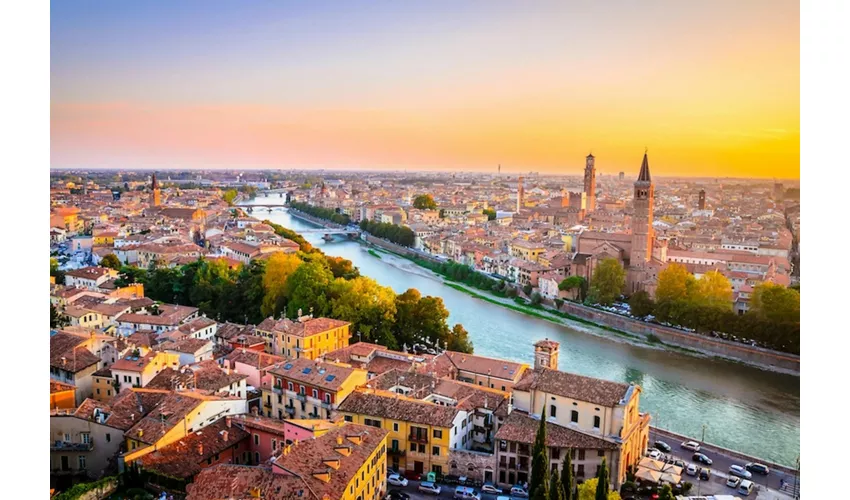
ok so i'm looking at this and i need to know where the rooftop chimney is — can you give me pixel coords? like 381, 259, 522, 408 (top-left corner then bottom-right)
226, 416, 232, 428
222, 431, 229, 442
197, 443, 204, 455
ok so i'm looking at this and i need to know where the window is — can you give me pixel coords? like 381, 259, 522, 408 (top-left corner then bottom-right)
300, 386, 306, 395
598, 450, 604, 457
81, 433, 90, 444
593, 416, 601, 429
577, 464, 584, 477
433, 429, 442, 439
325, 394, 331, 404
255, 452, 260, 464
551, 448, 559, 460
254, 434, 259, 446
312, 389, 318, 399
578, 449, 585, 460
410, 442, 417, 452
571, 410, 579, 423
393, 423, 399, 432
550, 405, 557, 418
135, 376, 140, 385
432, 446, 440, 456
105, 433, 111, 443
287, 381, 293, 391
344, 415, 353, 422
64, 433, 70, 442
96, 388, 100, 395
272, 439, 277, 450
78, 455, 87, 469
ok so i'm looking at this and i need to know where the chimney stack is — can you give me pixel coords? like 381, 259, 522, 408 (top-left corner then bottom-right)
198, 443, 204, 455
337, 435, 343, 445
222, 431, 229, 442
226, 416, 232, 428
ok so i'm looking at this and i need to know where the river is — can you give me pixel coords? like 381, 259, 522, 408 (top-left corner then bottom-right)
241, 196, 800, 467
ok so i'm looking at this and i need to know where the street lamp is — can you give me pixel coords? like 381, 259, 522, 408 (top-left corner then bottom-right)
701, 423, 707, 444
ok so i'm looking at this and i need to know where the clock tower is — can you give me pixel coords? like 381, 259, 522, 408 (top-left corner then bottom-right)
534, 339, 560, 371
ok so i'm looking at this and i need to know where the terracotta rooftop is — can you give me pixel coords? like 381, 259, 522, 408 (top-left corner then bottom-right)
138, 418, 250, 479
494, 410, 617, 450
165, 338, 213, 354
337, 389, 460, 428
226, 349, 286, 370
50, 380, 76, 394
266, 358, 363, 392
65, 266, 115, 280
125, 391, 206, 444
147, 361, 247, 393
514, 367, 631, 407
257, 317, 350, 338
441, 351, 527, 382
186, 464, 311, 500
50, 332, 100, 372
74, 388, 170, 431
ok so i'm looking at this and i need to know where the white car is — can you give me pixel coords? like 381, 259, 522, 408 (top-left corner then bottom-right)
686, 464, 699, 476
726, 476, 742, 488
681, 441, 701, 452
387, 474, 408, 487
481, 484, 503, 495
647, 449, 662, 460
729, 465, 753, 479
419, 482, 441, 495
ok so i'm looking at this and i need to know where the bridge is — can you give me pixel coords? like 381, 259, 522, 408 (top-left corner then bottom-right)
298, 228, 361, 236
242, 204, 288, 211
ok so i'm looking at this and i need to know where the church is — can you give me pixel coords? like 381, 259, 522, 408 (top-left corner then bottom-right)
574, 152, 668, 297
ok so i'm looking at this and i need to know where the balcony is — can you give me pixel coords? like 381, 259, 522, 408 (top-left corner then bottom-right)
51, 440, 93, 452
388, 448, 406, 457
296, 393, 307, 402
285, 406, 296, 415
270, 385, 284, 395
408, 433, 428, 444
320, 401, 333, 410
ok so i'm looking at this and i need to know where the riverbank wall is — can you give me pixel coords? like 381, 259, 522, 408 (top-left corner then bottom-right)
286, 209, 347, 229
650, 427, 798, 474
362, 235, 443, 264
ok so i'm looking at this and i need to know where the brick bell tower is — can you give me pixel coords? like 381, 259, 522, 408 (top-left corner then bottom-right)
150, 173, 161, 207
534, 339, 560, 371
583, 153, 596, 213
630, 151, 654, 266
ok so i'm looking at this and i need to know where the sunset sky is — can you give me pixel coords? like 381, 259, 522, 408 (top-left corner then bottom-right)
50, 1, 800, 178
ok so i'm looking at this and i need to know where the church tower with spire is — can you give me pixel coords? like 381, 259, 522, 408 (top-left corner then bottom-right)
150, 173, 161, 207
630, 152, 654, 266
583, 153, 596, 212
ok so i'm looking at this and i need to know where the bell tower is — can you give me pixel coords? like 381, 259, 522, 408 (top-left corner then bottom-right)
151, 173, 161, 207
583, 153, 596, 212
534, 339, 560, 371
630, 152, 654, 266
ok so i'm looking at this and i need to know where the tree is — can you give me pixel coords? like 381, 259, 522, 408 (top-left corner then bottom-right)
261, 253, 303, 318
413, 194, 438, 210
529, 409, 550, 500
448, 324, 474, 353
326, 256, 359, 280
549, 471, 565, 500
594, 458, 609, 500
523, 284, 534, 296
628, 291, 654, 318
554, 298, 564, 311
588, 259, 625, 306
559, 276, 587, 302
51, 304, 69, 329
751, 282, 800, 323
100, 253, 122, 270
657, 484, 675, 500
222, 189, 238, 205
483, 208, 497, 221
561, 450, 573, 500
284, 261, 334, 318
655, 263, 696, 304
328, 276, 398, 348
695, 270, 733, 309
530, 292, 543, 306
576, 479, 620, 500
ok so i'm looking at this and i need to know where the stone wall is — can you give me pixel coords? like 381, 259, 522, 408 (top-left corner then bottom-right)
448, 449, 497, 483
364, 235, 443, 264
556, 300, 800, 374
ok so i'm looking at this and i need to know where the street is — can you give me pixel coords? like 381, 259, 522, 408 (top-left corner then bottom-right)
649, 429, 800, 498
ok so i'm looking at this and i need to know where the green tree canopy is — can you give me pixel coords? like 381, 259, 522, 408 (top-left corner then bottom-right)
594, 458, 609, 500
559, 276, 587, 302
284, 260, 334, 318
628, 290, 655, 318
589, 259, 625, 306
655, 263, 696, 304
100, 253, 121, 270
657, 484, 675, 500
751, 282, 800, 323
261, 253, 303, 318
694, 270, 733, 310
413, 194, 438, 210
328, 276, 398, 348
223, 189, 238, 205
483, 208, 497, 221
561, 450, 573, 500
530, 409, 550, 499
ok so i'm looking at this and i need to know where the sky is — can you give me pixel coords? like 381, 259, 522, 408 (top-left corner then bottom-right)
50, 1, 800, 179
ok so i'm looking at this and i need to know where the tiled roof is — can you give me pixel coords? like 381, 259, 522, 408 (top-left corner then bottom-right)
165, 338, 213, 354
138, 418, 250, 479
186, 464, 311, 500
513, 368, 630, 407
50, 332, 100, 372
337, 389, 460, 428
125, 392, 205, 444
257, 317, 350, 338
273, 424, 389, 500
266, 358, 363, 392
65, 266, 114, 280
146, 362, 247, 393
74, 389, 171, 431
50, 380, 76, 394
225, 349, 286, 369
442, 351, 526, 382
495, 410, 617, 450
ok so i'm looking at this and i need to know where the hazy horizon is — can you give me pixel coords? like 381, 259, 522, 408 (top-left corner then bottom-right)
51, 1, 800, 179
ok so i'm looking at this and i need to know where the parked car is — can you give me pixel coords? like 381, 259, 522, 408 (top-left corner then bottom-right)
726, 476, 742, 488
685, 464, 698, 476
387, 474, 408, 487
510, 485, 529, 498
729, 465, 753, 479
699, 468, 711, 481
681, 441, 701, 452
745, 462, 770, 475
654, 441, 672, 453
692, 453, 713, 466
738, 479, 755, 496
386, 490, 410, 500
497, 497, 512, 500
419, 482, 442, 495
673, 459, 686, 469
647, 449, 662, 460
454, 487, 480, 500
481, 484, 503, 495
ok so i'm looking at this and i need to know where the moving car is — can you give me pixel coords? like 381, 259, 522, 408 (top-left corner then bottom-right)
745, 462, 770, 475
729, 465, 753, 479
481, 484, 503, 495
699, 468, 711, 481
681, 441, 701, 452
387, 474, 408, 487
738, 479, 754, 496
692, 453, 713, 466
654, 441, 672, 453
685, 464, 698, 476
726, 476, 742, 488
454, 487, 480, 500
510, 485, 529, 498
419, 482, 442, 495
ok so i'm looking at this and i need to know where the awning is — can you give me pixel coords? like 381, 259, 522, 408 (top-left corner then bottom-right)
634, 467, 662, 483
